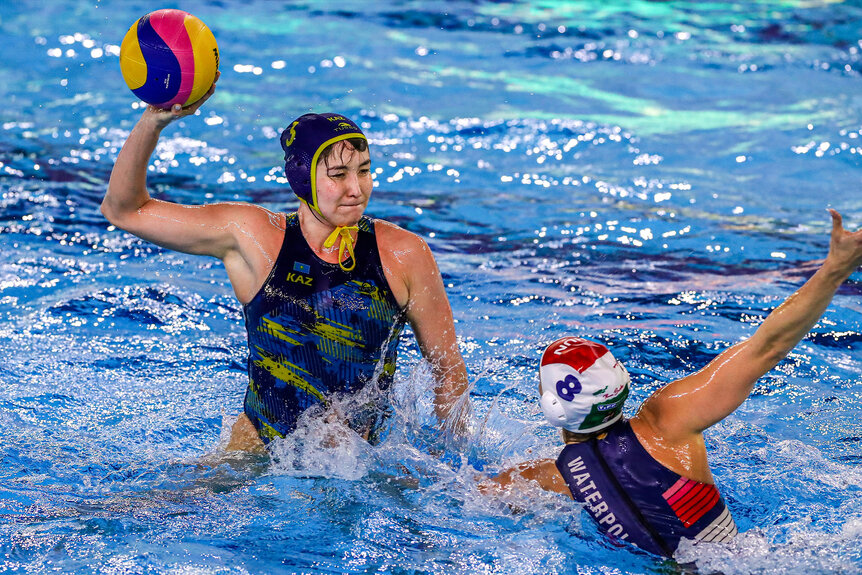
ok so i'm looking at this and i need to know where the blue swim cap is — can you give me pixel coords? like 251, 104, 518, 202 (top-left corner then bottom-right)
280, 113, 367, 213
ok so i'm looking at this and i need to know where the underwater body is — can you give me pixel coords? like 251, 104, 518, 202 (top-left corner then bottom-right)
1, 1, 862, 573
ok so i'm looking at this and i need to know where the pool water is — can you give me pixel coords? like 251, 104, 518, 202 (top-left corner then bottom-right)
2, 1, 862, 573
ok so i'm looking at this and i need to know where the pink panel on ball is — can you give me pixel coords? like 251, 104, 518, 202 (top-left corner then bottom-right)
149, 10, 195, 106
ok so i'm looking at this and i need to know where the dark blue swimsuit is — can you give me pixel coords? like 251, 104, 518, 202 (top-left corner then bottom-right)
242, 214, 406, 443
556, 420, 738, 557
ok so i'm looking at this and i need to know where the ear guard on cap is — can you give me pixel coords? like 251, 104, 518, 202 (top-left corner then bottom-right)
540, 390, 568, 427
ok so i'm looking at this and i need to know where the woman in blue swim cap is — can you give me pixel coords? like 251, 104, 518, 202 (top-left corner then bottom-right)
102, 78, 471, 450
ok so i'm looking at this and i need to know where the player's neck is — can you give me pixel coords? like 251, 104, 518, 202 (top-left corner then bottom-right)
297, 204, 358, 262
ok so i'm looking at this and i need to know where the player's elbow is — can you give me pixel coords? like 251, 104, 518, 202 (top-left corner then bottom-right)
99, 198, 115, 222
100, 193, 145, 231
763, 344, 791, 373
751, 332, 794, 371
100, 199, 129, 230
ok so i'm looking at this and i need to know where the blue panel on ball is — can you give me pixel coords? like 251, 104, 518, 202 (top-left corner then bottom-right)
132, 14, 181, 106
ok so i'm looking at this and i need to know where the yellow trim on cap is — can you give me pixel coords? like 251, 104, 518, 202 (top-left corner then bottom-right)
309, 132, 367, 213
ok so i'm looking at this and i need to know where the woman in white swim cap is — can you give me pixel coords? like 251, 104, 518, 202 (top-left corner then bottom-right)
482, 210, 862, 559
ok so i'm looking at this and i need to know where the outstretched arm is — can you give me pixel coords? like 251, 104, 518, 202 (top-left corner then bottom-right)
638, 210, 862, 439
478, 458, 570, 497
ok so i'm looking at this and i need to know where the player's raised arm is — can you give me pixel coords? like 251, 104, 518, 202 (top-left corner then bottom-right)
102, 77, 281, 303
102, 81, 233, 256
637, 209, 862, 440
476, 212, 862, 559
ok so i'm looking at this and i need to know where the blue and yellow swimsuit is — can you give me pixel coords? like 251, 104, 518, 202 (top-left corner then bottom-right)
556, 420, 738, 557
242, 213, 406, 443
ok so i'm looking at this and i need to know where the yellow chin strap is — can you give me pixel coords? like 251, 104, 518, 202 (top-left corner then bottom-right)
323, 226, 358, 272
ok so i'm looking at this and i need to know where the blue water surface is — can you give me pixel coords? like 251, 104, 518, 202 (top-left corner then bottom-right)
1, 1, 862, 574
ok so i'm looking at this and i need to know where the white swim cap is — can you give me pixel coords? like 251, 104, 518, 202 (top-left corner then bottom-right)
539, 337, 630, 434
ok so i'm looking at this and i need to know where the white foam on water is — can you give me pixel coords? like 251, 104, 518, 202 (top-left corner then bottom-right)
676, 434, 862, 574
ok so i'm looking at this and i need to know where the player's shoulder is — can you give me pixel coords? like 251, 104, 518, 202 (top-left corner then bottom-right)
371, 218, 437, 284
372, 217, 429, 251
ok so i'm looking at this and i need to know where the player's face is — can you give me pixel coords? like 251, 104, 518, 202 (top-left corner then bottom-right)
315, 141, 372, 226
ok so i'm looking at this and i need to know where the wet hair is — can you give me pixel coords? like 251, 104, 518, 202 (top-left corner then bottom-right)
562, 428, 601, 444
319, 137, 368, 169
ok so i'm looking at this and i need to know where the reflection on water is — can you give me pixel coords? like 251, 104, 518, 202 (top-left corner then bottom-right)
1, 0, 862, 573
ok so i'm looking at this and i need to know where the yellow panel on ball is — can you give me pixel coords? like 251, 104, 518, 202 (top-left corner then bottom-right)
184, 15, 220, 108
118, 18, 148, 91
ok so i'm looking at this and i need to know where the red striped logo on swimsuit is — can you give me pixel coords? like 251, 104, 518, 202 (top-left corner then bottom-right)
662, 478, 720, 528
